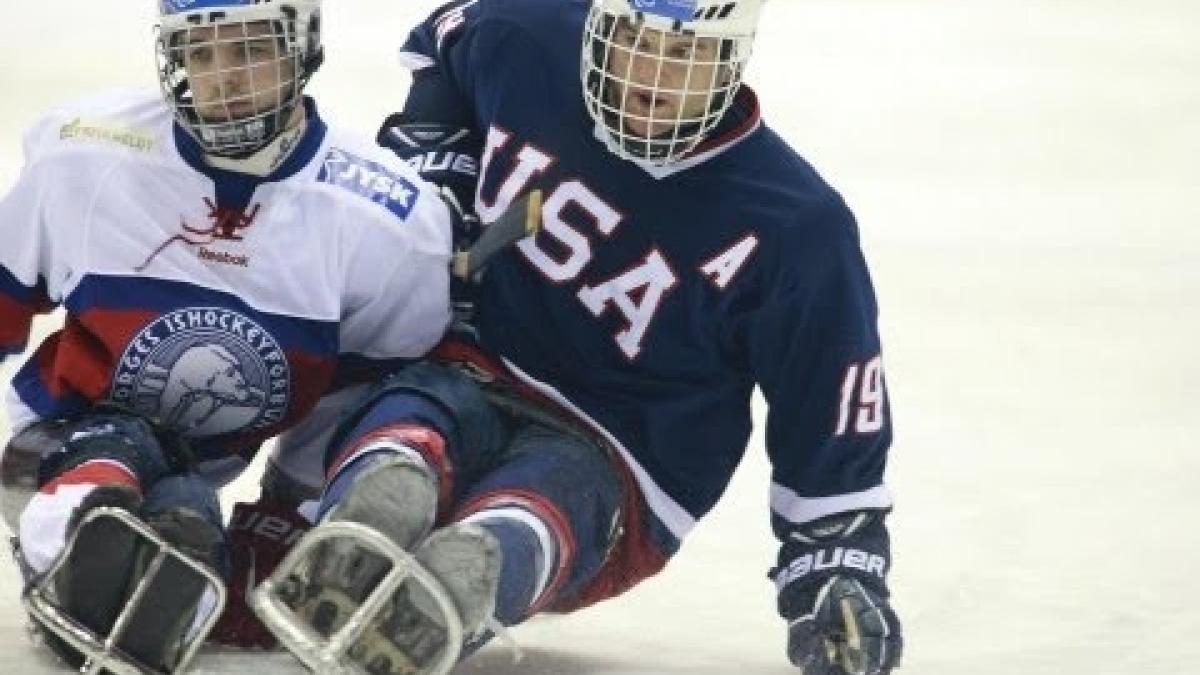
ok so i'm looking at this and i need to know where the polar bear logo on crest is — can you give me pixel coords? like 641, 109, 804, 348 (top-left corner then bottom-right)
161, 343, 266, 433
110, 307, 290, 438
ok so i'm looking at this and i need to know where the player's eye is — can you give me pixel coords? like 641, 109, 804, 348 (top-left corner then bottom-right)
246, 40, 275, 58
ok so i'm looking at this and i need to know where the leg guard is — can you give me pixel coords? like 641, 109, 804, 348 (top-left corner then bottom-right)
455, 423, 624, 624
323, 362, 507, 497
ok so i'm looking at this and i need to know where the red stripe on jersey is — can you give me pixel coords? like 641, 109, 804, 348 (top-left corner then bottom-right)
686, 87, 761, 158
26, 308, 157, 400
77, 307, 162, 360
34, 313, 145, 400
0, 293, 37, 352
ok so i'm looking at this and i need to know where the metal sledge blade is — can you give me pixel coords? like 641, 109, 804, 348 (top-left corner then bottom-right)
23, 507, 227, 675
251, 521, 465, 675
452, 189, 543, 281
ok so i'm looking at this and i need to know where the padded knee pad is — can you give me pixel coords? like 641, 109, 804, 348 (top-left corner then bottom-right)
326, 362, 504, 477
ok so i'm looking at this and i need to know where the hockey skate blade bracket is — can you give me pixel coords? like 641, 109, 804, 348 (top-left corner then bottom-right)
251, 521, 465, 675
22, 507, 227, 675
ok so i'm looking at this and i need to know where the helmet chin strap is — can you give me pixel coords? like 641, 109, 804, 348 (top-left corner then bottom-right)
204, 104, 308, 177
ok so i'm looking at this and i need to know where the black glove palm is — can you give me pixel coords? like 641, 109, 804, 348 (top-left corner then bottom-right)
787, 575, 901, 675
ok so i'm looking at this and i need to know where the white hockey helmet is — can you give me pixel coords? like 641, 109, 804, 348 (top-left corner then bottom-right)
155, 0, 324, 157
581, 0, 767, 166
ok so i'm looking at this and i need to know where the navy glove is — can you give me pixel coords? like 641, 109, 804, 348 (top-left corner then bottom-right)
376, 112, 480, 222
773, 510, 903, 674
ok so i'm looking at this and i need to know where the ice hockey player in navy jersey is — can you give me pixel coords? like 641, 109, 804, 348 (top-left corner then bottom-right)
256, 1, 903, 674
0, 0, 460, 670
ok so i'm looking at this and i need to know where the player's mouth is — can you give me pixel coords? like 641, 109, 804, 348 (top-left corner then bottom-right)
224, 101, 260, 118
197, 101, 260, 123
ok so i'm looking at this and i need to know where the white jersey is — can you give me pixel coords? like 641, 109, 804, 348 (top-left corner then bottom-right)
0, 89, 453, 485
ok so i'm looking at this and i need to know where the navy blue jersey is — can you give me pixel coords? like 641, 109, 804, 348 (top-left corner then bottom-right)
399, 0, 893, 548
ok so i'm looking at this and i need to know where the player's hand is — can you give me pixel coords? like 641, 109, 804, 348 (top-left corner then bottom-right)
376, 113, 480, 212
209, 499, 312, 649
786, 575, 902, 675
773, 510, 902, 674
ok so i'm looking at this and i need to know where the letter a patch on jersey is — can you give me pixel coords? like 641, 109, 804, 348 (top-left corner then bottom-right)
700, 235, 759, 290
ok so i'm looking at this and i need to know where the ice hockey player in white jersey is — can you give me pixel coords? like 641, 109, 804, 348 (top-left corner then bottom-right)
0, 0, 456, 671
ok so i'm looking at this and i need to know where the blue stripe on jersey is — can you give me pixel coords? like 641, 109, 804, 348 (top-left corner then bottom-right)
1, 268, 51, 357
8, 360, 91, 422
63, 274, 338, 355
0, 266, 48, 305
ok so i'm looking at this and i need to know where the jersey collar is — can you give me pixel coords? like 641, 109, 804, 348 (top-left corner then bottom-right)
173, 96, 328, 210
598, 87, 763, 181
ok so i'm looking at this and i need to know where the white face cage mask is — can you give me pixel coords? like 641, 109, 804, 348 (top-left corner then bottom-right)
155, 8, 321, 158
581, 1, 760, 166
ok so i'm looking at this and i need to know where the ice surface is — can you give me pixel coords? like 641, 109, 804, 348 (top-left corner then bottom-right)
1, 1, 1197, 673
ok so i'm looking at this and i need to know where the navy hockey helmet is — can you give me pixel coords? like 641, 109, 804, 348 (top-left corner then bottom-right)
581, 0, 766, 166
155, 0, 324, 158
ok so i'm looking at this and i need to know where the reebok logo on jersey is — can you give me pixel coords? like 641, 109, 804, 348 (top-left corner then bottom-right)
317, 148, 419, 220
198, 247, 249, 267
137, 200, 260, 272
773, 546, 887, 591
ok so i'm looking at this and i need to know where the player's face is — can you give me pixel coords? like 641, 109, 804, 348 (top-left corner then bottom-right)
180, 22, 296, 124
606, 19, 726, 138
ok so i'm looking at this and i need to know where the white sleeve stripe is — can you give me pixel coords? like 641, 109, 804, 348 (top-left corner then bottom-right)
770, 483, 893, 525
398, 50, 436, 72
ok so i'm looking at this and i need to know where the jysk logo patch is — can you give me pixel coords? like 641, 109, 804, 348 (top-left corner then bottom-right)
110, 307, 291, 437
317, 148, 420, 220
630, 0, 698, 21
